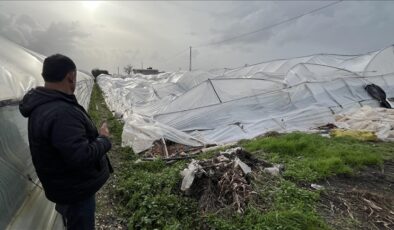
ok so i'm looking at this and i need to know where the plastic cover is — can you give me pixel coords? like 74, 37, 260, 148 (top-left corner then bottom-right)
0, 35, 94, 230
335, 106, 394, 140
97, 45, 394, 153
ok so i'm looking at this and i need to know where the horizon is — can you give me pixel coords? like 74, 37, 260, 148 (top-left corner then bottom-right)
1, 1, 394, 73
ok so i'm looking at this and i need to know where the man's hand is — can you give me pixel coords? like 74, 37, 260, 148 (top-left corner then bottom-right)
99, 121, 110, 137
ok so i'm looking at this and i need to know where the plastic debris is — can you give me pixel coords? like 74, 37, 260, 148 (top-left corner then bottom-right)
234, 157, 252, 175
334, 106, 394, 141
311, 183, 325, 190
180, 159, 202, 191
263, 164, 284, 177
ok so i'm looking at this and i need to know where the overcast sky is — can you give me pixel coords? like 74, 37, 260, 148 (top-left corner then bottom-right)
1, 1, 394, 73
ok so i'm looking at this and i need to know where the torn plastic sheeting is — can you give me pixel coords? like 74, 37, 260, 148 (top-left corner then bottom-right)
189, 105, 334, 146
113, 72, 391, 152
155, 90, 291, 131
121, 113, 206, 153
161, 81, 221, 113
263, 164, 284, 177
335, 106, 394, 141
234, 157, 252, 175
180, 160, 202, 191
155, 73, 394, 132
97, 45, 394, 154
97, 76, 180, 116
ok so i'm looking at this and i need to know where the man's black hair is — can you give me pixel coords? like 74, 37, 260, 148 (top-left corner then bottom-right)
42, 54, 76, 82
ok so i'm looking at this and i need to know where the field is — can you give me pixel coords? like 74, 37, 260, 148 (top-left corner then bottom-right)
89, 84, 394, 230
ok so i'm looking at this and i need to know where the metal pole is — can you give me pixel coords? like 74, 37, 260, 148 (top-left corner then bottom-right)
189, 46, 192, 71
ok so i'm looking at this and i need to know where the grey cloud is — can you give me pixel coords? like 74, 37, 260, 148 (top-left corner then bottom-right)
27, 21, 89, 55
274, 2, 394, 53
2, 1, 393, 73
207, 1, 340, 47
0, 12, 89, 56
15, 14, 38, 28
0, 13, 38, 46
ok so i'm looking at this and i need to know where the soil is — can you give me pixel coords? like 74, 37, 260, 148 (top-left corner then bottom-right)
96, 141, 393, 230
318, 161, 394, 230
95, 143, 128, 230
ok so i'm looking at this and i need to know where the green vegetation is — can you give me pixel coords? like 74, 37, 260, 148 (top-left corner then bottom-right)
88, 84, 394, 230
115, 160, 199, 229
88, 83, 123, 142
241, 132, 394, 182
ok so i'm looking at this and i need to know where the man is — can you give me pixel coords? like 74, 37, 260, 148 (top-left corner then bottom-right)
19, 54, 113, 229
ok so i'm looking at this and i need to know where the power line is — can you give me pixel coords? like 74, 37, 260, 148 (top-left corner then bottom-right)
158, 48, 190, 70
196, 1, 343, 48
161, 48, 189, 64
161, 1, 343, 70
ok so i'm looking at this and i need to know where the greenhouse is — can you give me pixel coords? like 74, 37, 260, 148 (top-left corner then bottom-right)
97, 45, 394, 153
1, 32, 393, 228
0, 36, 94, 229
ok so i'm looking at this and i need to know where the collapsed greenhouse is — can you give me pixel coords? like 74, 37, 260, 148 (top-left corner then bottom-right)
1, 30, 394, 228
97, 45, 394, 154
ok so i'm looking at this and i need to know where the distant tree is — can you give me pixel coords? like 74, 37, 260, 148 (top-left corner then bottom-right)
124, 64, 133, 75
91, 68, 109, 79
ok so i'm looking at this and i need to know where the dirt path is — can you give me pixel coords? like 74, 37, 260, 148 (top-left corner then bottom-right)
95, 142, 128, 230
318, 161, 394, 230
88, 85, 128, 229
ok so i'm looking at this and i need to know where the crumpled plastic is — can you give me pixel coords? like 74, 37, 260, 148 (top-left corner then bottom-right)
180, 159, 203, 191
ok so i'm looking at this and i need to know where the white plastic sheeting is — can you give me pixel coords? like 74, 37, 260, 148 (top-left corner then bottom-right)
97, 45, 394, 153
0, 36, 94, 230
335, 106, 394, 141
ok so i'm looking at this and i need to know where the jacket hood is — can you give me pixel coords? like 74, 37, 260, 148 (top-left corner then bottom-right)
19, 87, 78, 117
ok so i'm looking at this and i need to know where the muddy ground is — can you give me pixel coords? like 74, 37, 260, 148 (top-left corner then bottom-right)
95, 143, 128, 230
95, 154, 393, 230
318, 161, 394, 230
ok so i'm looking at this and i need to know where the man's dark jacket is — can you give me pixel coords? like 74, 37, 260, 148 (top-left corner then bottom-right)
19, 87, 112, 204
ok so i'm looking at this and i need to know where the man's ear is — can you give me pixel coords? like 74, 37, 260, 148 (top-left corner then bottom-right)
66, 71, 75, 83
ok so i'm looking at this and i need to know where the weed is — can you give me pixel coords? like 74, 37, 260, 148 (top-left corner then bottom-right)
241, 132, 394, 182
90, 84, 394, 230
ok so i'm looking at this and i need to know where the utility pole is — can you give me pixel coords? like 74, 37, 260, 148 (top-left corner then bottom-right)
117, 66, 119, 75
189, 46, 192, 72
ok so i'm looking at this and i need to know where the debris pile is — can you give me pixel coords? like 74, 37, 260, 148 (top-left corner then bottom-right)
143, 139, 204, 158
180, 147, 279, 214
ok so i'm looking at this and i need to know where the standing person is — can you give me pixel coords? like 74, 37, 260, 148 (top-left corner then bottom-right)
19, 54, 113, 230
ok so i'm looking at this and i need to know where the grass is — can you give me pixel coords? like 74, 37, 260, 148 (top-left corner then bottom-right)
241, 132, 394, 182
88, 83, 124, 142
115, 160, 199, 229
88, 83, 394, 230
